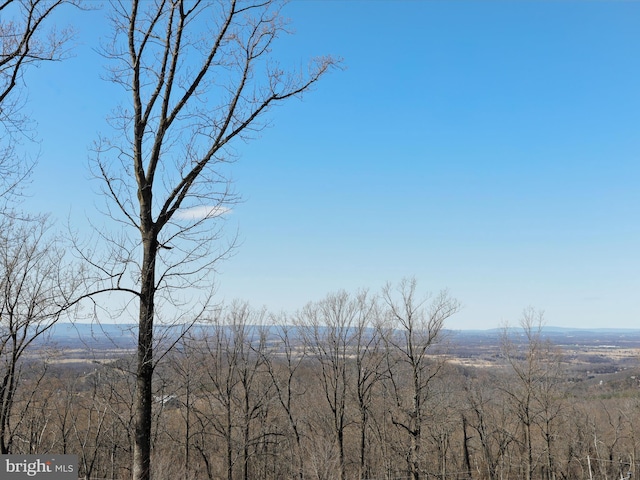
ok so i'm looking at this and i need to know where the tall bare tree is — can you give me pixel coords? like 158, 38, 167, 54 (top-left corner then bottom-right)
381, 278, 459, 480
186, 303, 271, 480
0, 217, 77, 453
262, 319, 308, 480
82, 2, 338, 479
464, 370, 516, 480
500, 308, 564, 480
297, 290, 359, 480
349, 291, 384, 480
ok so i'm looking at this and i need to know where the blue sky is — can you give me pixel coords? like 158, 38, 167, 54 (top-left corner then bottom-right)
18, 1, 640, 329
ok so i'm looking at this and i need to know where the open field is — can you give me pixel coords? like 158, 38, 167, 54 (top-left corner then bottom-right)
39, 324, 640, 380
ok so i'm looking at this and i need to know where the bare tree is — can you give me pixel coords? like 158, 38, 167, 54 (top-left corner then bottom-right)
464, 370, 516, 480
73, 372, 110, 480
0, 0, 76, 204
500, 307, 565, 480
101, 358, 138, 480
262, 318, 308, 480
0, 217, 77, 453
187, 302, 272, 480
500, 311, 539, 480
0, 8, 79, 440
349, 291, 384, 480
80, 2, 339, 479
165, 336, 202, 480
297, 290, 361, 480
7, 359, 52, 454
381, 278, 460, 480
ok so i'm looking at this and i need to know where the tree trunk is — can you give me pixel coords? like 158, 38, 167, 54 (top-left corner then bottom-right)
462, 415, 473, 479
359, 408, 367, 479
133, 235, 156, 480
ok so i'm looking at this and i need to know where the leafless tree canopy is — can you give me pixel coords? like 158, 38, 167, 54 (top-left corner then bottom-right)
0, 0, 76, 203
0, 216, 79, 453
0, 0, 78, 461
85, 0, 340, 311
79, 2, 339, 479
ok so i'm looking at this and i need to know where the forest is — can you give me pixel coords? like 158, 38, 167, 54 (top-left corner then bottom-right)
5, 286, 640, 480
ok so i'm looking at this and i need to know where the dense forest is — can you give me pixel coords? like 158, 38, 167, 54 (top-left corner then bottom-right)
5, 286, 640, 480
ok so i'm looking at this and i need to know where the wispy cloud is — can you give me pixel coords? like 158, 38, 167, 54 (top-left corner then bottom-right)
175, 205, 231, 220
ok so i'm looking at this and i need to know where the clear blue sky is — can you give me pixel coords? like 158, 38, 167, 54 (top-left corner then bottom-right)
19, 1, 640, 329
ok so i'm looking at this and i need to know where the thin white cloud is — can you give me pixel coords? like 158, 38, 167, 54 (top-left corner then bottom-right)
175, 205, 231, 220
